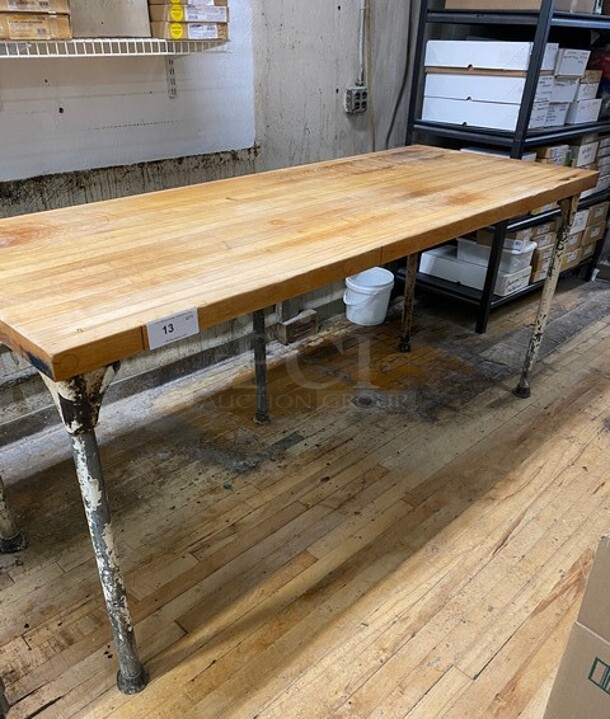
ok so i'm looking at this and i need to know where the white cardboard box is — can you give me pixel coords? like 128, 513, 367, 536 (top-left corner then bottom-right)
551, 76, 579, 103
554, 48, 591, 77
544, 537, 610, 719
576, 82, 600, 102
546, 102, 570, 127
570, 141, 599, 167
570, 208, 590, 234
71, 0, 151, 37
424, 40, 558, 72
424, 72, 552, 104
422, 96, 548, 131
566, 98, 602, 124
420, 245, 532, 296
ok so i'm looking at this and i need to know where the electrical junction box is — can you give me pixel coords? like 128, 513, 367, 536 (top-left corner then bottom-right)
344, 86, 368, 114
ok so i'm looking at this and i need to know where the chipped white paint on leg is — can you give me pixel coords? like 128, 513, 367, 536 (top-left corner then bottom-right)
0, 473, 25, 552
39, 364, 146, 693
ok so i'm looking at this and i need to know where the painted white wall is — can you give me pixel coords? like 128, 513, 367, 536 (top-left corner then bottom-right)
0, 0, 255, 181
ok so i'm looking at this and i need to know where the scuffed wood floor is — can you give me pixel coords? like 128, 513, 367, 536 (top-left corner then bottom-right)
1, 279, 609, 719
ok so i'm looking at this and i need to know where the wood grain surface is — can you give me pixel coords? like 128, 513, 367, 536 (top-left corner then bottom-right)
0, 145, 597, 380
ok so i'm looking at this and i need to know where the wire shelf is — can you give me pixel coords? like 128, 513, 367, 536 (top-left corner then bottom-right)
0, 37, 227, 58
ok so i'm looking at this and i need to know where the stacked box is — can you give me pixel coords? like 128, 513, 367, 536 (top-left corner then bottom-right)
421, 41, 558, 131
71, 0, 149, 38
149, 0, 229, 40
0, 0, 71, 39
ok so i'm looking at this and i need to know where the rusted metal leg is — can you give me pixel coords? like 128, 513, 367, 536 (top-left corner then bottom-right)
253, 309, 270, 424
0, 676, 9, 719
0, 472, 26, 554
398, 254, 418, 352
39, 363, 147, 695
514, 195, 579, 399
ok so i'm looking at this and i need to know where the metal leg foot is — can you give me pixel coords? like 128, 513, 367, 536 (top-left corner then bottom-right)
514, 196, 578, 398
513, 380, 531, 400
0, 473, 26, 554
40, 363, 147, 695
253, 309, 270, 424
398, 254, 418, 353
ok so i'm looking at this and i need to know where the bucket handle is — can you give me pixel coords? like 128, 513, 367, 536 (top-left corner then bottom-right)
343, 291, 370, 308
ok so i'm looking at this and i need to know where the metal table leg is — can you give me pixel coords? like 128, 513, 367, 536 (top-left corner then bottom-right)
0, 676, 9, 719
514, 195, 578, 399
39, 363, 147, 695
253, 309, 270, 424
398, 254, 418, 352
0, 473, 26, 554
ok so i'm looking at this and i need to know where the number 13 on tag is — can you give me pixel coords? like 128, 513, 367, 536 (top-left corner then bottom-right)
146, 309, 200, 349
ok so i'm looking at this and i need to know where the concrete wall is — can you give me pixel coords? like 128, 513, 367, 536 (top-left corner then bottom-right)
0, 0, 412, 440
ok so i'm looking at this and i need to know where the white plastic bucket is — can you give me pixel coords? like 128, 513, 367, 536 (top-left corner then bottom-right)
343, 267, 395, 326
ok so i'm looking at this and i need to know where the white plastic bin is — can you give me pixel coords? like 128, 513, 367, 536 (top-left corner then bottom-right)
420, 246, 531, 297
344, 267, 394, 326
456, 237, 536, 274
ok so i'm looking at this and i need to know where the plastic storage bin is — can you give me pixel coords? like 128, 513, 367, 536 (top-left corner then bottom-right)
456, 237, 536, 274
420, 246, 532, 297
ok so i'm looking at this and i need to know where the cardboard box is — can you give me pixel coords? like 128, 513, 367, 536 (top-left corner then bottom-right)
582, 70, 602, 85
598, 134, 610, 150
421, 96, 548, 131
546, 102, 570, 127
570, 132, 599, 146
0, 12, 70, 38
561, 248, 582, 269
587, 200, 610, 224
582, 220, 606, 244
533, 231, 557, 249
424, 72, 552, 104
597, 155, 610, 173
0, 0, 69, 11
597, 143, 610, 158
424, 40, 558, 73
71, 0, 150, 38
444, 0, 596, 10
555, 48, 591, 77
149, 4, 229, 23
531, 245, 555, 271
581, 241, 598, 259
150, 21, 228, 40
148, 0, 227, 4
531, 266, 550, 283
532, 220, 557, 236
565, 231, 584, 251
570, 141, 599, 167
536, 144, 571, 163
461, 147, 538, 161
476, 226, 533, 251
551, 76, 580, 103
571, 208, 590, 234
420, 245, 532, 295
544, 536, 610, 719
576, 81, 600, 101
566, 98, 602, 124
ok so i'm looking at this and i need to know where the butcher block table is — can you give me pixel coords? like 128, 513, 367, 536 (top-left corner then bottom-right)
0, 146, 597, 694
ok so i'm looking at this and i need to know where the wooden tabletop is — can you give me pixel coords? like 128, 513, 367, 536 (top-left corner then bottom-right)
0, 145, 597, 381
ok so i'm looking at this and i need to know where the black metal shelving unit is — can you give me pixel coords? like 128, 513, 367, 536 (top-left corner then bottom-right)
406, 0, 609, 333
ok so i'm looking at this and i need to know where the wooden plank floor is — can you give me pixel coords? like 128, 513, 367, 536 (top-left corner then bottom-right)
1, 279, 609, 719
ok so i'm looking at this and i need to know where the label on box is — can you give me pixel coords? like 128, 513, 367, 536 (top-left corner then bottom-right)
571, 141, 599, 167
146, 309, 199, 349
546, 102, 570, 127
8, 0, 48, 7
534, 231, 557, 249
576, 83, 600, 102
160, 5, 228, 22
555, 48, 591, 77
552, 77, 579, 103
